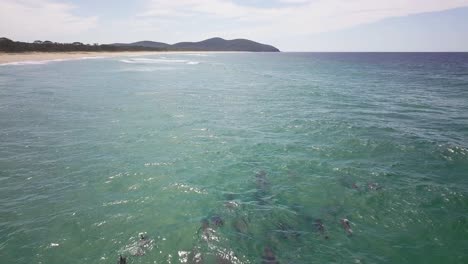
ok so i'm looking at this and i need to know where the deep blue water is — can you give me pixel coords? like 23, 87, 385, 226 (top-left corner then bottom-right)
1, 52, 468, 264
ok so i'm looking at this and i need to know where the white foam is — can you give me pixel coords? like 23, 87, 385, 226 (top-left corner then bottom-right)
144, 162, 172, 167
119, 67, 176, 72
93, 221, 107, 227
150, 59, 188, 63
119, 57, 199, 65
167, 182, 207, 194
119, 59, 136, 64
79, 56, 105, 60
135, 91, 159, 96
102, 200, 129, 206
187, 61, 200, 65
0, 60, 50, 66
181, 53, 210, 57
0, 56, 105, 66
120, 58, 186, 64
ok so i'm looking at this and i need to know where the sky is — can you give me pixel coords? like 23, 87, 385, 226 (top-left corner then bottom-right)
0, 0, 467, 51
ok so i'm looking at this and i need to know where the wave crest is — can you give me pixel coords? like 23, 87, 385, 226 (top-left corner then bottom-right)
119, 58, 199, 65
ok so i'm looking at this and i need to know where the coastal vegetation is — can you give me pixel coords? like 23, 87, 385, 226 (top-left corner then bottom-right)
0, 37, 165, 53
113, 37, 280, 52
0, 37, 280, 53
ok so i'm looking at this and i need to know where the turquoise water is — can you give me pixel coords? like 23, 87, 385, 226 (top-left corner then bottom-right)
1, 53, 468, 264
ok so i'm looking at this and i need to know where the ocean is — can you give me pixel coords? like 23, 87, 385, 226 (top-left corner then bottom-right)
0, 52, 467, 264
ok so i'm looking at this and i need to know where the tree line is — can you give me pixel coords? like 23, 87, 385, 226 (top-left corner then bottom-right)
0, 38, 166, 53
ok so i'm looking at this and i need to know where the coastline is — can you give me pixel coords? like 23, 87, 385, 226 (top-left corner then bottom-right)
0, 51, 234, 64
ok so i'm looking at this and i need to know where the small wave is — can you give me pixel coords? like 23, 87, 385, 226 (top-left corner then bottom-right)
135, 91, 159, 96
120, 59, 136, 64
120, 58, 187, 64
119, 67, 176, 72
181, 53, 210, 57
0, 60, 51, 66
152, 59, 188, 63
165, 183, 207, 194
121, 233, 154, 256
120, 58, 200, 65
144, 162, 173, 167
79, 56, 105, 60
128, 184, 140, 191
0, 56, 105, 66
102, 200, 129, 206
93, 221, 107, 227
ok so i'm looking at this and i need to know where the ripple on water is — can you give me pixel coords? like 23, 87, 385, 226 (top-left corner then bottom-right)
1, 53, 468, 264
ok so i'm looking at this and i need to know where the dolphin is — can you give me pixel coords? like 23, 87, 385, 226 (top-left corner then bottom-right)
254, 171, 271, 204
138, 233, 151, 247
118, 255, 127, 264
262, 247, 279, 264
211, 215, 224, 227
187, 248, 204, 264
313, 219, 329, 239
198, 218, 211, 239
341, 218, 353, 235
255, 171, 268, 190
367, 182, 382, 191
124, 233, 152, 256
232, 216, 249, 235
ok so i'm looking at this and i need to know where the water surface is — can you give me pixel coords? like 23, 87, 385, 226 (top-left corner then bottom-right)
1, 52, 468, 263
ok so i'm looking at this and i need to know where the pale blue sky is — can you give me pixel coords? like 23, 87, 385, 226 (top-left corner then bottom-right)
292, 7, 468, 51
1, 0, 467, 51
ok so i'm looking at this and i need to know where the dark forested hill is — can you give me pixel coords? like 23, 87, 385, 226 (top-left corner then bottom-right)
171, 37, 279, 51
0, 37, 280, 53
115, 37, 280, 52
112, 40, 171, 49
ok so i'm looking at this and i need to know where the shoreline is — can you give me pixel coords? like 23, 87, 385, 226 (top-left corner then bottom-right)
0, 51, 237, 64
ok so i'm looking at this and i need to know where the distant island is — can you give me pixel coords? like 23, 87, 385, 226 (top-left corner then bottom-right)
0, 37, 280, 53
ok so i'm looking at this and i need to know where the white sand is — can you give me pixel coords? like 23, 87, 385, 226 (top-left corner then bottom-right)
0, 51, 231, 64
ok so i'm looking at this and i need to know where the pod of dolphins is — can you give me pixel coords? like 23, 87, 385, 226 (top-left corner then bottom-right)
117, 171, 381, 263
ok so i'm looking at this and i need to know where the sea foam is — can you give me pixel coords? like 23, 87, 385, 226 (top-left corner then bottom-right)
119, 58, 199, 65
0, 60, 53, 66
0, 56, 105, 66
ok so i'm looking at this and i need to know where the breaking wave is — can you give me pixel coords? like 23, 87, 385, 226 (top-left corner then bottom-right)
119, 58, 199, 65
0, 56, 105, 66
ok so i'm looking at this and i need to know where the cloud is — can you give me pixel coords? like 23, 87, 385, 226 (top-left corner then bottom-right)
138, 0, 468, 40
140, 0, 274, 19
1, 0, 467, 48
0, 0, 98, 42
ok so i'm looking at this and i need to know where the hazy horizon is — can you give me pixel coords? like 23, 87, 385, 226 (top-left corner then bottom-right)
1, 0, 468, 52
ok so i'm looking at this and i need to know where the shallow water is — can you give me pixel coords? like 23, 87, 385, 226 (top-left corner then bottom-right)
1, 52, 468, 264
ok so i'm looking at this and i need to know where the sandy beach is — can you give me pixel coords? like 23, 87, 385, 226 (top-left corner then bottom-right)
0, 51, 246, 65
0, 51, 194, 64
